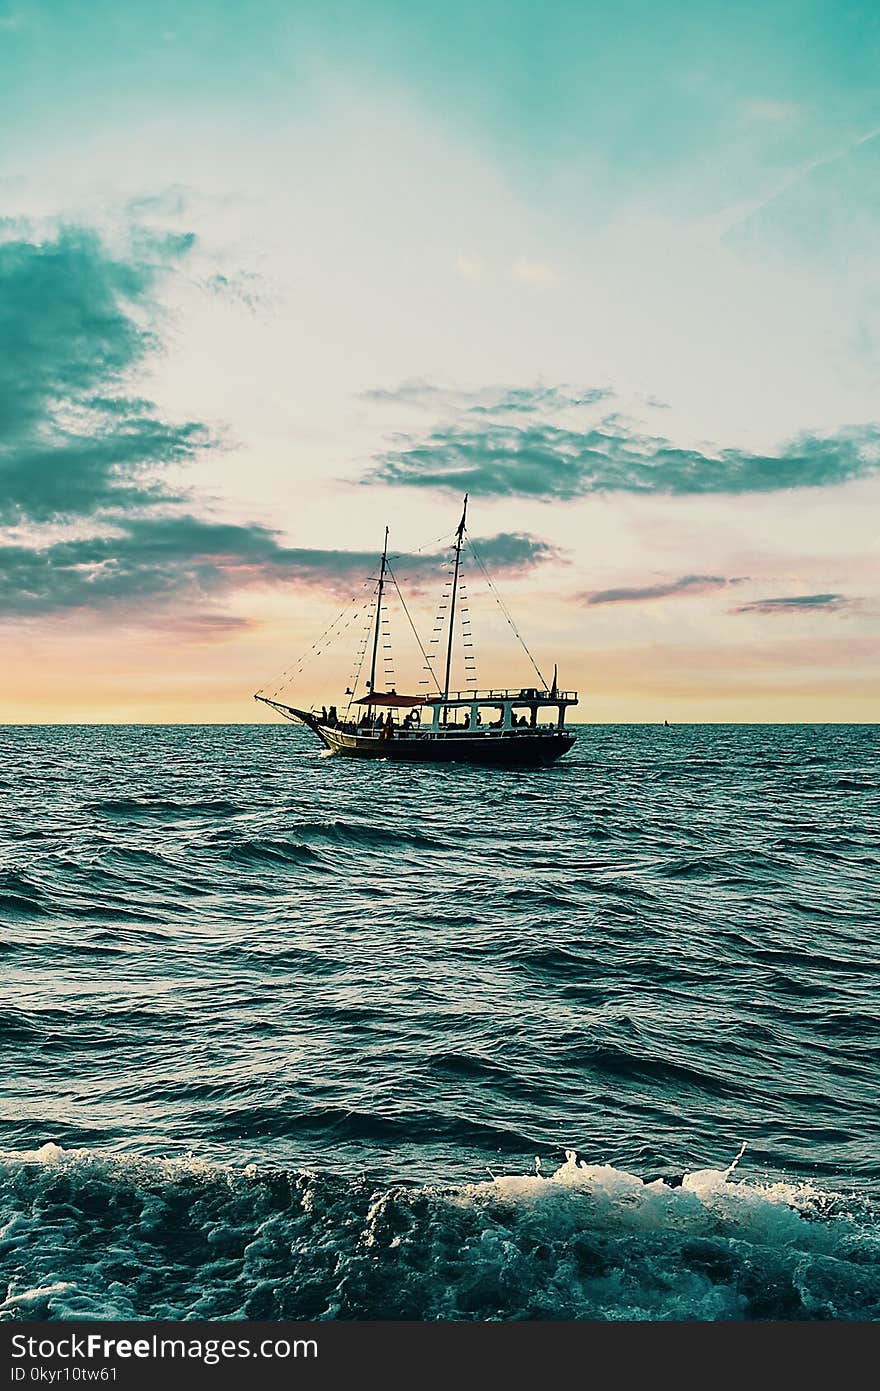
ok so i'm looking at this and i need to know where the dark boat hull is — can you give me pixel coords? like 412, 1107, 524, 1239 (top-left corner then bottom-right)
257, 701, 576, 766
317, 726, 575, 765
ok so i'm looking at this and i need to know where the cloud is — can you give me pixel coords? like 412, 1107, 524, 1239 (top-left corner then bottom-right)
0, 223, 212, 524
362, 382, 612, 414
470, 386, 612, 415
125, 187, 190, 220
0, 518, 554, 618
0, 226, 559, 629
731, 593, 853, 615
467, 531, 558, 570
203, 269, 277, 314
390, 530, 558, 592
585, 575, 738, 605
368, 386, 880, 497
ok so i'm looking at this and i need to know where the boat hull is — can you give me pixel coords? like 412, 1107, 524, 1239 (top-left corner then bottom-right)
316, 726, 575, 765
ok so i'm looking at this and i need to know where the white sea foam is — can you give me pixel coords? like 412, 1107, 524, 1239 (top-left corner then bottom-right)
1, 1142, 876, 1322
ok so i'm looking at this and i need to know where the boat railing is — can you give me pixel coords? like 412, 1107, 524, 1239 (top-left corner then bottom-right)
426, 688, 578, 704
307, 690, 576, 721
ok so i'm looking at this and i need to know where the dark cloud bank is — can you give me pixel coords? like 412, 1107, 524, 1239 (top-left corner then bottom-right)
3, 226, 869, 630
0, 518, 553, 618
583, 578, 858, 616
364, 384, 869, 624
368, 385, 880, 499
732, 593, 853, 615
585, 575, 739, 605
0, 227, 549, 623
0, 225, 209, 525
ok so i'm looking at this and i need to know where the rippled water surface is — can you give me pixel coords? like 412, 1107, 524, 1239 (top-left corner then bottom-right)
1, 722, 878, 1319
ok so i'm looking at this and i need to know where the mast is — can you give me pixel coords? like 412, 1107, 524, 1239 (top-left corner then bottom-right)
367, 526, 389, 703
442, 494, 468, 700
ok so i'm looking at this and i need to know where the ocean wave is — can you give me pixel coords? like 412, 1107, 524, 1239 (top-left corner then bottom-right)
289, 819, 448, 851
507, 944, 590, 975
423, 1050, 515, 1081
225, 838, 326, 868
0, 870, 48, 917
0, 1144, 876, 1321
560, 1041, 740, 1097
103, 846, 180, 868
202, 1105, 529, 1151
657, 849, 793, 881
86, 797, 246, 819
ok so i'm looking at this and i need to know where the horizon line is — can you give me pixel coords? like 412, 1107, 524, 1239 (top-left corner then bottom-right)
1, 720, 877, 729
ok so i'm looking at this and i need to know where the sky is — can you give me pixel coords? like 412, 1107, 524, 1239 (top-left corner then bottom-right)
0, 0, 878, 722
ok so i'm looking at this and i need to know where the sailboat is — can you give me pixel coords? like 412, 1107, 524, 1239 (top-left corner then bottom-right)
254, 496, 578, 765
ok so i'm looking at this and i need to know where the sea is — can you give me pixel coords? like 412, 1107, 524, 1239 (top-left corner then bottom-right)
1, 722, 878, 1321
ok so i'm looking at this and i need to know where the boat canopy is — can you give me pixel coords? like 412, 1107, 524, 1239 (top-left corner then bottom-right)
355, 692, 426, 707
